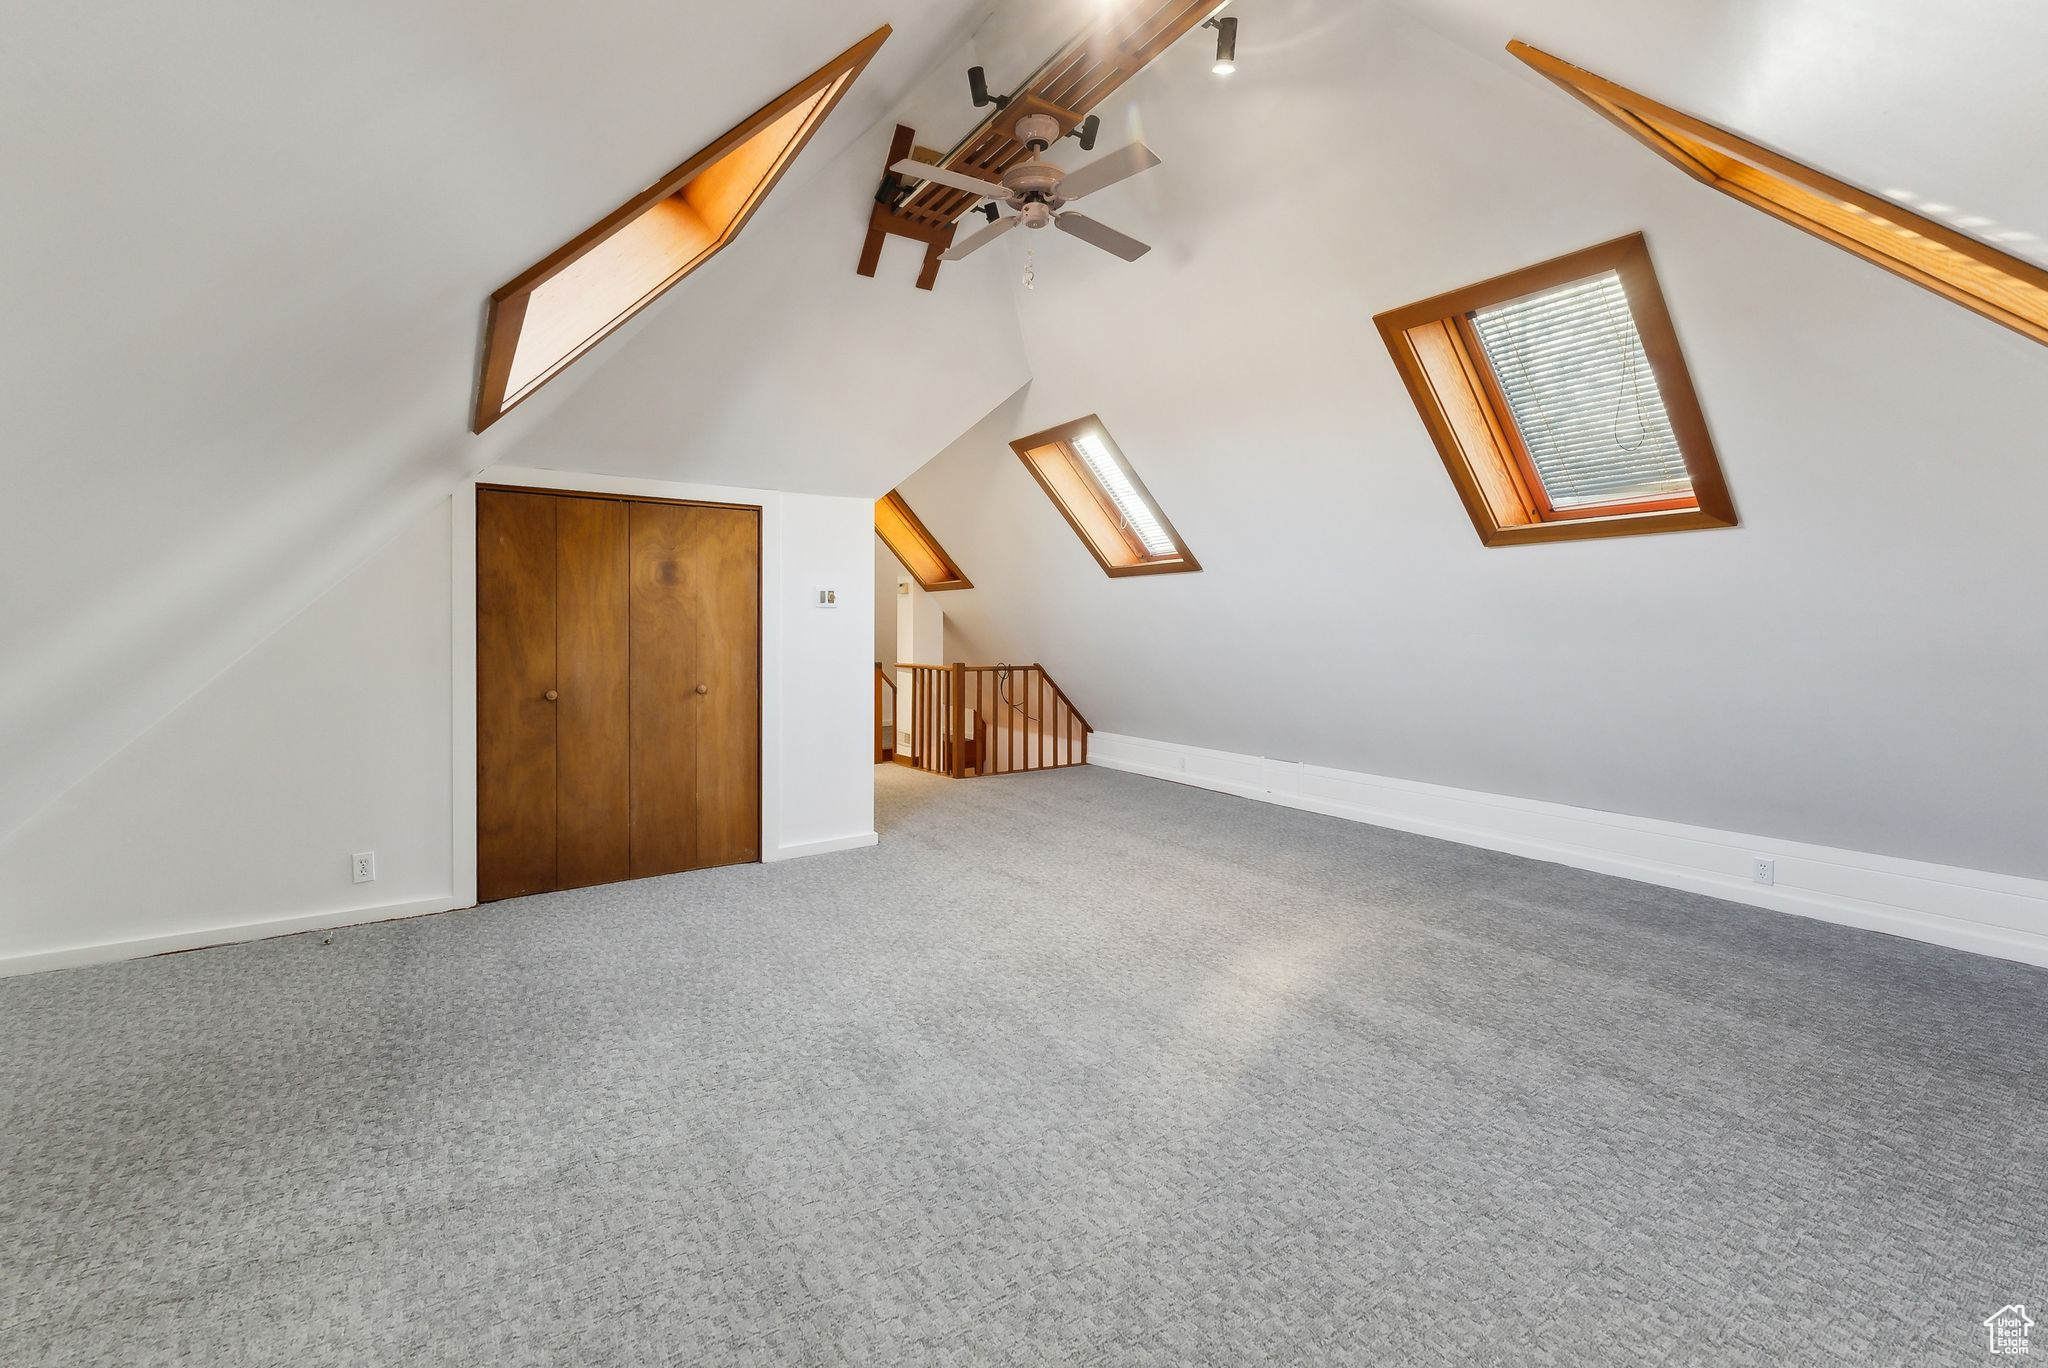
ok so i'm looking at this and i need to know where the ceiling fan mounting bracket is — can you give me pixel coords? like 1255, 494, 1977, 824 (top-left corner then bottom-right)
856, 124, 961, 291
994, 97, 1086, 149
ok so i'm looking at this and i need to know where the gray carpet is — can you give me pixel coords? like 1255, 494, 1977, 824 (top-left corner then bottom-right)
4, 764, 2045, 1366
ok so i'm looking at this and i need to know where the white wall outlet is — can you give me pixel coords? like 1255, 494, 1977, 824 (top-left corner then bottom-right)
1752, 856, 1775, 886
815, 587, 839, 608
352, 851, 377, 884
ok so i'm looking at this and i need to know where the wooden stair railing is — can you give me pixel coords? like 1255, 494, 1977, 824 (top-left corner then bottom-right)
893, 662, 1091, 778
874, 662, 896, 763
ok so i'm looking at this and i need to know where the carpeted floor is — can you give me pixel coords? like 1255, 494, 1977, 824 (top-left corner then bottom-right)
3, 764, 2045, 1366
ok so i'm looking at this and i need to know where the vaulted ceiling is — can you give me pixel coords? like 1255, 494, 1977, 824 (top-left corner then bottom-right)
0, 0, 1006, 838
3, 0, 2044, 861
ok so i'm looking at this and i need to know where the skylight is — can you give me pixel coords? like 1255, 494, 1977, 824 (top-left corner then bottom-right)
875, 491, 972, 591
1010, 417, 1200, 576
472, 29, 890, 431
1373, 233, 1737, 547
1468, 271, 1692, 510
1072, 432, 1177, 555
1509, 40, 2048, 349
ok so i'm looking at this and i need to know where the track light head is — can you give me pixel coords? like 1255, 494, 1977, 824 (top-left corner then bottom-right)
1203, 15, 1238, 75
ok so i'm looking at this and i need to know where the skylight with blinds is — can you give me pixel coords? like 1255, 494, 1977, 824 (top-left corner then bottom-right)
1468, 271, 1692, 510
1073, 432, 1177, 556
1009, 417, 1201, 576
1372, 233, 1736, 546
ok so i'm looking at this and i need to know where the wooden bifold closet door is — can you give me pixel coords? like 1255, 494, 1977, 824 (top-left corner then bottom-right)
477, 488, 760, 903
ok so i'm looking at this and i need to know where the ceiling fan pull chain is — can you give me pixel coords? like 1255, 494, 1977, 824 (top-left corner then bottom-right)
1023, 246, 1035, 291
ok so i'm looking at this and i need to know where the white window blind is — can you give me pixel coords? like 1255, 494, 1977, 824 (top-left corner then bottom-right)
1073, 432, 1176, 556
1468, 271, 1693, 509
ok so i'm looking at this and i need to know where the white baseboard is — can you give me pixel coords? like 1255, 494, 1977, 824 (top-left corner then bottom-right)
768, 831, 879, 862
1087, 732, 2048, 970
0, 894, 465, 978
5, 835, 883, 976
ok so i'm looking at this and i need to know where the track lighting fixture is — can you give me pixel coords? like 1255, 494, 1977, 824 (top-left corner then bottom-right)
967, 66, 1008, 110
1204, 15, 1238, 75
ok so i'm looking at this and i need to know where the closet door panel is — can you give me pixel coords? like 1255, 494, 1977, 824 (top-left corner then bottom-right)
627, 501, 702, 878
477, 490, 558, 902
688, 506, 761, 868
554, 496, 631, 891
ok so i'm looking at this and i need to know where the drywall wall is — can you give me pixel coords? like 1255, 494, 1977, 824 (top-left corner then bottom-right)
0, 0, 1001, 847
1, 475, 879, 974
0, 501, 458, 971
756, 486, 880, 857
898, 0, 2048, 881
875, 538, 903, 667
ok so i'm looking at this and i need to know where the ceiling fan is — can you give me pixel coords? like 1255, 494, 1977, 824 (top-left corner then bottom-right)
890, 114, 1160, 264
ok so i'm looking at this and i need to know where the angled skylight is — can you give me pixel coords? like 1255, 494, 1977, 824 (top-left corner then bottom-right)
1010, 417, 1200, 576
1509, 40, 2048, 349
875, 491, 971, 591
1374, 233, 1737, 546
1467, 271, 1691, 510
1072, 432, 1177, 555
472, 28, 890, 431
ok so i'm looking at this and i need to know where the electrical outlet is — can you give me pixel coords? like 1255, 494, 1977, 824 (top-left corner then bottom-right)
352, 851, 377, 884
1751, 856, 1775, 886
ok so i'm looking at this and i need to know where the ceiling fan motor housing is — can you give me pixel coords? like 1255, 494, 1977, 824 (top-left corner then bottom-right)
1003, 157, 1065, 204
1014, 112, 1062, 150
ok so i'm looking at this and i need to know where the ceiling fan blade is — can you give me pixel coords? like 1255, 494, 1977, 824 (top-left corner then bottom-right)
890, 160, 1009, 201
940, 214, 1022, 261
1054, 212, 1151, 262
1054, 142, 1161, 201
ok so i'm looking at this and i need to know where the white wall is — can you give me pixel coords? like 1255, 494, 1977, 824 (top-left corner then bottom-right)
0, 502, 457, 972
0, 0, 1002, 848
1, 474, 878, 975
874, 537, 902, 667
760, 487, 880, 856
898, 0, 2048, 882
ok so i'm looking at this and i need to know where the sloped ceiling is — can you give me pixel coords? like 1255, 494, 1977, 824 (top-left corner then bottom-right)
1384, 0, 2048, 269
495, 0, 1113, 492
7, 0, 2045, 876
0, 0, 1007, 839
895, 0, 2048, 878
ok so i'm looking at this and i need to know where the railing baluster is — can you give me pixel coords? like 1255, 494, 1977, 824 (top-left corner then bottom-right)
1037, 667, 1048, 771
886, 662, 1090, 779
949, 663, 966, 779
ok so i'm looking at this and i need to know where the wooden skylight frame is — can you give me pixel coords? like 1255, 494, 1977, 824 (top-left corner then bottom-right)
472, 27, 890, 431
875, 491, 972, 592
1010, 416, 1200, 577
1509, 40, 2048, 349
1375, 233, 1737, 547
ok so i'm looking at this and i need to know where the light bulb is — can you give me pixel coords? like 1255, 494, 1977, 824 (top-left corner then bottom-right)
1212, 59, 1236, 75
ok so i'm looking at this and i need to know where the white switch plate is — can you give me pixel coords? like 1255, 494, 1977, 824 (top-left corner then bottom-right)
814, 587, 839, 608
352, 851, 377, 884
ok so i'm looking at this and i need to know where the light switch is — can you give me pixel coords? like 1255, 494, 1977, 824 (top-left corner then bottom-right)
815, 587, 839, 608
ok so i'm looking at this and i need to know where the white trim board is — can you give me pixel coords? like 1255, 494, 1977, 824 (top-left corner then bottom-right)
771, 831, 879, 862
1087, 732, 2048, 970
0, 895, 465, 978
